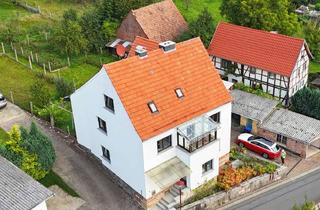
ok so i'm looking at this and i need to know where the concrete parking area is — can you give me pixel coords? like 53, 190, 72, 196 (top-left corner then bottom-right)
0, 103, 141, 210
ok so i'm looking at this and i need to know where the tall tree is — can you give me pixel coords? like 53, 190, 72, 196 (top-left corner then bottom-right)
220, 0, 300, 36
304, 22, 320, 61
189, 8, 216, 47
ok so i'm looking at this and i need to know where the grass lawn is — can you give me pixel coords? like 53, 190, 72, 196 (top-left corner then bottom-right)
0, 128, 9, 144
0, 56, 56, 110
310, 61, 320, 74
174, 0, 223, 23
39, 170, 79, 197
0, 0, 30, 22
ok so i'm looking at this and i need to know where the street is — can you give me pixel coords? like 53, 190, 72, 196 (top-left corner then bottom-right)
223, 168, 320, 210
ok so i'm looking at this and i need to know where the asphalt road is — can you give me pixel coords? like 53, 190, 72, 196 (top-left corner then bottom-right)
223, 168, 320, 210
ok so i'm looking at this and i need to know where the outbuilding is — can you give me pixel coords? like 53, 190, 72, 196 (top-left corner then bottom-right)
258, 109, 320, 158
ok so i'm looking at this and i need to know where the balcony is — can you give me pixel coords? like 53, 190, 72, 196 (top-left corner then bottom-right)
177, 116, 220, 153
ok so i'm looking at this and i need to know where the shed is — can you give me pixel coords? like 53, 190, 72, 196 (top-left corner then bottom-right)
231, 90, 278, 133
259, 109, 320, 158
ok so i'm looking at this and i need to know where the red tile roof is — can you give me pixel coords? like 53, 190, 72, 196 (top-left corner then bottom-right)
117, 0, 188, 42
128, 36, 159, 57
104, 38, 232, 141
208, 22, 307, 77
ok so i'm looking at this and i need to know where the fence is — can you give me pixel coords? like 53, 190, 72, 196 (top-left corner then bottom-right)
14, 1, 41, 14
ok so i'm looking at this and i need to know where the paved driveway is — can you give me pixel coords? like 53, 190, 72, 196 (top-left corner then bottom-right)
0, 103, 141, 210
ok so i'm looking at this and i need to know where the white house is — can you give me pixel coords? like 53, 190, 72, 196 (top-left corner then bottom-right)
71, 38, 232, 209
208, 22, 313, 105
0, 156, 53, 210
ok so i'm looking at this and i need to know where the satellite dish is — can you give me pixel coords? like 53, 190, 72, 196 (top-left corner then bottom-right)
116, 44, 126, 57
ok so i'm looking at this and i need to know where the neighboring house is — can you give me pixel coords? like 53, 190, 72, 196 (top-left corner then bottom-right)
0, 156, 53, 210
259, 109, 320, 158
208, 22, 313, 105
71, 38, 232, 209
128, 36, 159, 57
231, 90, 278, 134
117, 0, 188, 42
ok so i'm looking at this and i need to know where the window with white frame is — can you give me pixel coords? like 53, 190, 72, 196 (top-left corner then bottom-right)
157, 135, 172, 152
202, 159, 213, 174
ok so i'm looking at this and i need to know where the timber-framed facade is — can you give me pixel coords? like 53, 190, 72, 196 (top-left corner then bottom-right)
208, 22, 313, 105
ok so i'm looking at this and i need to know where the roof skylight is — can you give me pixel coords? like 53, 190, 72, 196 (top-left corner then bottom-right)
148, 101, 158, 113
175, 88, 184, 98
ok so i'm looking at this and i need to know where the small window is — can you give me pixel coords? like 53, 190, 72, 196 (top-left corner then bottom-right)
148, 101, 158, 113
250, 67, 256, 74
221, 59, 231, 69
210, 112, 220, 123
104, 95, 114, 112
175, 88, 184, 98
157, 135, 172, 152
98, 117, 107, 133
303, 63, 307, 71
202, 160, 213, 174
268, 72, 275, 79
277, 134, 287, 145
101, 146, 111, 162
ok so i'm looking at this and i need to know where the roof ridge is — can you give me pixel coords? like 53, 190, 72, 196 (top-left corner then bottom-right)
219, 21, 305, 42
132, 0, 171, 13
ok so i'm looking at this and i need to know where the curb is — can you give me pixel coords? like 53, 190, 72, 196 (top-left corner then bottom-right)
217, 166, 320, 210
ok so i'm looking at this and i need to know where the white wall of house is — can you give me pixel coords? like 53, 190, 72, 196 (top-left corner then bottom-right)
142, 102, 231, 198
31, 201, 48, 210
289, 45, 309, 97
71, 68, 147, 197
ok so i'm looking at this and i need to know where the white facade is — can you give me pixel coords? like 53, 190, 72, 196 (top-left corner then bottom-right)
71, 68, 231, 202
211, 44, 309, 104
31, 201, 48, 210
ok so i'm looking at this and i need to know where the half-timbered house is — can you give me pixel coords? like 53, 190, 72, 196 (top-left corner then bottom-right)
208, 22, 313, 105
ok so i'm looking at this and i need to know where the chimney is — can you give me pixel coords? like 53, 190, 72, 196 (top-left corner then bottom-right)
135, 45, 148, 58
159, 41, 176, 52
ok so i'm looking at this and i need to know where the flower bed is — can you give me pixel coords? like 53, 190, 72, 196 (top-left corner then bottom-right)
185, 148, 278, 204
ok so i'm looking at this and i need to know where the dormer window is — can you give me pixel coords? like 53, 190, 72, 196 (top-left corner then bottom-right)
175, 88, 184, 98
148, 101, 158, 113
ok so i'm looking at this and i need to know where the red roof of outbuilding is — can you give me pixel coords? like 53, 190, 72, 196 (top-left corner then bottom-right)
128, 36, 159, 57
104, 38, 231, 141
208, 22, 306, 77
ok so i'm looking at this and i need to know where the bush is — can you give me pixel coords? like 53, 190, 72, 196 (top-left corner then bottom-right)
185, 179, 219, 204
315, 3, 320, 11
293, 199, 316, 210
290, 87, 320, 120
54, 78, 74, 98
20, 122, 56, 172
30, 80, 53, 108
234, 83, 274, 99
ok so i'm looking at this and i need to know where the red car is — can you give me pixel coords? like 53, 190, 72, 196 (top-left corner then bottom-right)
237, 133, 281, 159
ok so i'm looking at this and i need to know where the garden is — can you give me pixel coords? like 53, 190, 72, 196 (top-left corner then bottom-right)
185, 148, 278, 205
0, 123, 78, 196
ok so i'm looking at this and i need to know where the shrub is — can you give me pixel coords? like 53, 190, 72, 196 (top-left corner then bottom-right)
30, 80, 53, 108
234, 83, 274, 99
185, 179, 219, 204
315, 3, 320, 11
54, 78, 74, 98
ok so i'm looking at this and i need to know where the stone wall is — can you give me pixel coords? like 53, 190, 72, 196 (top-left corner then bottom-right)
257, 128, 307, 157
181, 166, 286, 210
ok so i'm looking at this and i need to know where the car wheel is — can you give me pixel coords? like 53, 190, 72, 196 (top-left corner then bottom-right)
239, 142, 244, 148
262, 153, 269, 159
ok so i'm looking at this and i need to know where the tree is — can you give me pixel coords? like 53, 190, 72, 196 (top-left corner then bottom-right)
30, 80, 52, 108
20, 122, 55, 172
189, 8, 216, 47
220, 0, 300, 36
54, 78, 74, 98
290, 87, 320, 120
0, 125, 46, 180
304, 22, 320, 61
52, 10, 88, 56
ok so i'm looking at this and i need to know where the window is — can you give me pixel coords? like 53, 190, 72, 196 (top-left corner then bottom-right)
202, 160, 213, 174
250, 67, 256, 74
210, 112, 220, 123
148, 101, 158, 113
221, 59, 231, 69
104, 95, 114, 112
157, 135, 172, 152
303, 63, 307, 71
175, 88, 184, 98
98, 117, 107, 133
268, 72, 275, 79
277, 134, 287, 145
101, 146, 111, 162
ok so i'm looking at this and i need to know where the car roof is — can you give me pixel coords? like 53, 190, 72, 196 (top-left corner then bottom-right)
252, 137, 274, 147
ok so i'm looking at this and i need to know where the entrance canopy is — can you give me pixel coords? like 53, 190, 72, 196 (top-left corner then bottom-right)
146, 157, 190, 190
177, 116, 219, 143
